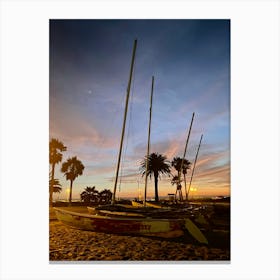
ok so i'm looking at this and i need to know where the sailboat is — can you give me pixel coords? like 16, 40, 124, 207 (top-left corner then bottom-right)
54, 40, 208, 243
140, 112, 195, 208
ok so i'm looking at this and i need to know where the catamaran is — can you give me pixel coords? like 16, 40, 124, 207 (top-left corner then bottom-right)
54, 39, 208, 243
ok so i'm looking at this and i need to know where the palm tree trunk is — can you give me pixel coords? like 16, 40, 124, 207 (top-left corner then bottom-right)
69, 180, 73, 206
49, 163, 55, 207
154, 173, 159, 202
175, 170, 180, 202
184, 173, 188, 201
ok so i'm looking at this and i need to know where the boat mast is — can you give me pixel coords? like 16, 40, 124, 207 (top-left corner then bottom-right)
112, 39, 137, 205
144, 76, 154, 206
187, 134, 203, 198
178, 112, 195, 200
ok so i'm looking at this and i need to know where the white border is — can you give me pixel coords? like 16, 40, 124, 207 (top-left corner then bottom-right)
1, 0, 279, 279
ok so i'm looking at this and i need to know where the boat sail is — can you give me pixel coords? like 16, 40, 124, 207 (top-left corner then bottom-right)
54, 40, 208, 243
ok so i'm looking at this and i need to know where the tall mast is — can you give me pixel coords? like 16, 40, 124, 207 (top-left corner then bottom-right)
178, 112, 195, 199
187, 134, 203, 198
112, 39, 137, 204
144, 76, 154, 206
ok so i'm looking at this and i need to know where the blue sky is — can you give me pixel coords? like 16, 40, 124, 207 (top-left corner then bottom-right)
49, 19, 230, 200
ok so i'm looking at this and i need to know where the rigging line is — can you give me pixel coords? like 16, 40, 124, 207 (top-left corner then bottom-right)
118, 90, 129, 189
118, 89, 129, 194
187, 134, 203, 197
116, 71, 135, 194
118, 49, 137, 193
119, 55, 136, 192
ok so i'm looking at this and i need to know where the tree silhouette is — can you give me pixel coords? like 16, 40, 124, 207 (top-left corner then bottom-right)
140, 153, 171, 202
171, 157, 191, 199
61, 156, 84, 205
80, 186, 99, 204
49, 178, 62, 194
99, 189, 113, 204
171, 175, 181, 186
49, 138, 66, 207
80, 187, 112, 205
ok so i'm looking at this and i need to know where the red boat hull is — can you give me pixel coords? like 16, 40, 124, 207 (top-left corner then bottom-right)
54, 208, 184, 238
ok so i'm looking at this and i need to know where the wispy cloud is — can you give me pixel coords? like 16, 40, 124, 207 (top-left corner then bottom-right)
50, 20, 230, 198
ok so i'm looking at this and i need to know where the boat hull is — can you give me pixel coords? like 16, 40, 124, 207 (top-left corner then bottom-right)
54, 208, 184, 238
131, 201, 143, 207
145, 202, 167, 209
87, 207, 145, 218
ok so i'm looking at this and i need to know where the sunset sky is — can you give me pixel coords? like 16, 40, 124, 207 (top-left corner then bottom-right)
49, 19, 230, 200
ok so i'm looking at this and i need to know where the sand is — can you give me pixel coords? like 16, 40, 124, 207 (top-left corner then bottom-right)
49, 207, 230, 261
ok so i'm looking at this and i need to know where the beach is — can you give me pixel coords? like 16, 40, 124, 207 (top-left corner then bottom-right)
49, 206, 230, 261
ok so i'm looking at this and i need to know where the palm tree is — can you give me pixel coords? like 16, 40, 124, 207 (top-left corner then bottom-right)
140, 152, 171, 202
171, 175, 181, 186
49, 138, 66, 207
49, 178, 62, 193
171, 175, 184, 201
61, 156, 85, 205
80, 186, 99, 204
171, 157, 191, 199
99, 189, 113, 204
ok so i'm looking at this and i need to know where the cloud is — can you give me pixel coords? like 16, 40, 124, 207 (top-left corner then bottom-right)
196, 149, 229, 168
195, 164, 230, 183
181, 149, 230, 192
50, 94, 122, 153
106, 168, 141, 183
83, 165, 116, 176
176, 71, 229, 121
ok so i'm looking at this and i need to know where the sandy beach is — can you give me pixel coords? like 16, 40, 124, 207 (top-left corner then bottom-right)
49, 206, 230, 261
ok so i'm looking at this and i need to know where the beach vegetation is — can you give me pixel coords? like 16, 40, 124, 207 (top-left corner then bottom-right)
171, 157, 191, 199
49, 178, 62, 193
80, 187, 113, 205
140, 152, 171, 202
98, 189, 113, 204
61, 156, 85, 205
49, 138, 67, 207
80, 186, 99, 203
